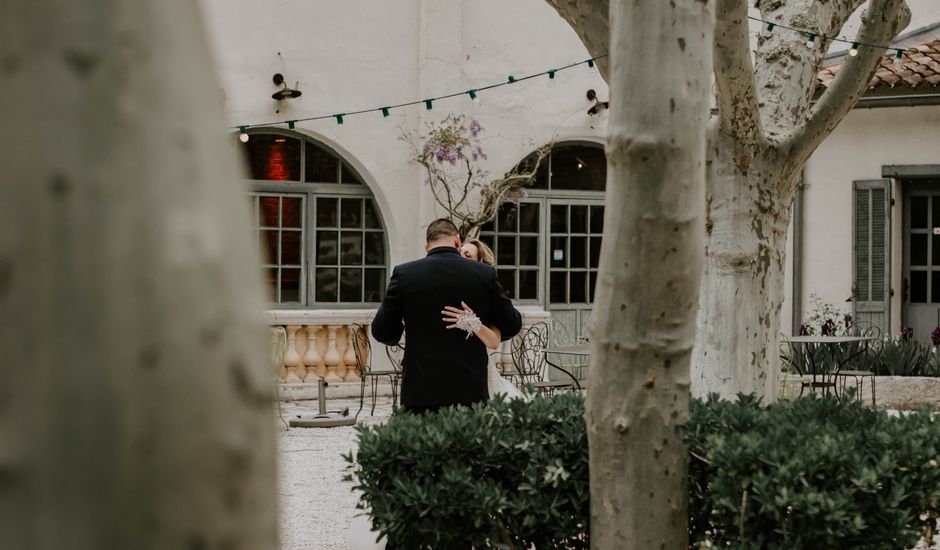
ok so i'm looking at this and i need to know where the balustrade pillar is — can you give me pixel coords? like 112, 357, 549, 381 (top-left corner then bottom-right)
302, 325, 322, 382
282, 325, 304, 383
323, 325, 343, 382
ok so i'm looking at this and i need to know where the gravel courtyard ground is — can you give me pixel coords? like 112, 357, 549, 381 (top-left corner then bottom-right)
278, 397, 393, 550
276, 397, 939, 550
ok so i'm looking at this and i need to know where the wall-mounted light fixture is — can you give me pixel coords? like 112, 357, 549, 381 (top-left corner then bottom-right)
272, 73, 302, 100
586, 89, 609, 116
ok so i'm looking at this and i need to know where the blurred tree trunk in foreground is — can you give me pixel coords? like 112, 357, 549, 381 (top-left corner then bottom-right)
0, 2, 278, 548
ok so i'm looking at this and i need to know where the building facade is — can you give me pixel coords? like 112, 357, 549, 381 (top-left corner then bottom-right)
201, 0, 610, 378
786, 30, 940, 344
200, 0, 940, 378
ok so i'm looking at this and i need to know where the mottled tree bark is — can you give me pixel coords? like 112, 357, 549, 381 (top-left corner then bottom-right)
0, 2, 278, 549
586, 0, 711, 547
546, 0, 910, 400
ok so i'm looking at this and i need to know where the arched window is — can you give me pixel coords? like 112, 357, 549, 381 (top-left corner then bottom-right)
239, 130, 387, 307
479, 142, 606, 339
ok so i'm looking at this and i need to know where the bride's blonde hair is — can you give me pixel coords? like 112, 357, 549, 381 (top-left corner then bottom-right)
466, 238, 495, 266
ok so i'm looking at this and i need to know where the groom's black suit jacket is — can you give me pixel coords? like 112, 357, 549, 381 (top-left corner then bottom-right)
371, 246, 522, 408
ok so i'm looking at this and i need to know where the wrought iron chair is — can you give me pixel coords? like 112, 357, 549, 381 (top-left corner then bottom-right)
384, 341, 405, 407
512, 322, 579, 395
549, 317, 591, 383
779, 340, 834, 397
350, 324, 401, 417
834, 320, 880, 406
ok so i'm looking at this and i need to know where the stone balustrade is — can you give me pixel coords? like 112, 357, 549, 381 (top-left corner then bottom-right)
267, 309, 381, 386
268, 306, 554, 392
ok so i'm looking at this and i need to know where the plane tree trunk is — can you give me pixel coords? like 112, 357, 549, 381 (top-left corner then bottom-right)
585, 0, 711, 547
546, 0, 911, 400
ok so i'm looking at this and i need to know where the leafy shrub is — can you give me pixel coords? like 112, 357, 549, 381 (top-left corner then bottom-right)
347, 393, 940, 549
345, 393, 588, 549
686, 394, 940, 549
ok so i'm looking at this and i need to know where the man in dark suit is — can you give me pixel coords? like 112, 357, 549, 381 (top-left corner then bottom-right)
371, 218, 522, 414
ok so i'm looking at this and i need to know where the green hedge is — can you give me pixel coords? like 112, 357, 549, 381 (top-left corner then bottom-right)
345, 393, 588, 549
687, 394, 940, 549
346, 394, 940, 549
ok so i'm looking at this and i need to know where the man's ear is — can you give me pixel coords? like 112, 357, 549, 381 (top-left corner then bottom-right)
424, 242, 431, 253
454, 235, 462, 249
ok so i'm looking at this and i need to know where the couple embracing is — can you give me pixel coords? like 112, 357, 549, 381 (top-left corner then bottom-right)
371, 218, 524, 414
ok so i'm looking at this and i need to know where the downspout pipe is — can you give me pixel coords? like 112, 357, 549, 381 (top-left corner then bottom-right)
791, 172, 804, 335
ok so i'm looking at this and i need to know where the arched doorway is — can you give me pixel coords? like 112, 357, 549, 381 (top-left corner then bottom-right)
479, 142, 606, 342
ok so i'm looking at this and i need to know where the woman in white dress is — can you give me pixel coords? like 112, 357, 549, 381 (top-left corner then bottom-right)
441, 239, 524, 400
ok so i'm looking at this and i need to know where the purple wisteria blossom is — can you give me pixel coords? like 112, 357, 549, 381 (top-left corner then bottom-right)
469, 119, 482, 137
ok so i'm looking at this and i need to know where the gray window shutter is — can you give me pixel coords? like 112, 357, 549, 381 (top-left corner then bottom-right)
853, 179, 891, 333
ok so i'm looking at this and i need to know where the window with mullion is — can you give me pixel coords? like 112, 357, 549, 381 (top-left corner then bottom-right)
314, 195, 385, 304
252, 192, 306, 304
549, 203, 604, 305
241, 131, 387, 308
480, 201, 540, 301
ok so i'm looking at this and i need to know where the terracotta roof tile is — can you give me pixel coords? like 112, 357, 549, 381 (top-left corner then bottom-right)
816, 39, 940, 96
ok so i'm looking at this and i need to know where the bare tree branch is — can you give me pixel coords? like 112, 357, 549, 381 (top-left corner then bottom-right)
782, 0, 910, 166
402, 115, 551, 238
543, 0, 610, 81
714, 0, 763, 145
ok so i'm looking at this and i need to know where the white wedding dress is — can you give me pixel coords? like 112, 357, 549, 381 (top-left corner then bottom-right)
487, 360, 523, 399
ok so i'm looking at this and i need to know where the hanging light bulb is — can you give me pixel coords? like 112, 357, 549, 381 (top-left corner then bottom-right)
893, 49, 904, 68
806, 33, 816, 48
849, 42, 859, 57
546, 69, 557, 88
239, 126, 249, 143
467, 89, 481, 107
587, 59, 597, 76
766, 22, 776, 33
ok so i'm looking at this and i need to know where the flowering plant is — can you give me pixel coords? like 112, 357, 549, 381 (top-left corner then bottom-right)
401, 114, 550, 238
800, 294, 852, 336
900, 326, 914, 341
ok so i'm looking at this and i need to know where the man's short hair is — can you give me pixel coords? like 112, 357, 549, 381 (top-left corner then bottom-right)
426, 218, 459, 243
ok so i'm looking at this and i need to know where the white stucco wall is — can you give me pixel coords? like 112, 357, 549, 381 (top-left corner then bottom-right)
784, 104, 940, 335
198, 0, 608, 268
197, 0, 938, 341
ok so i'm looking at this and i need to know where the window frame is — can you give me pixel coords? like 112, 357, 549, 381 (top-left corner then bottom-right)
242, 129, 388, 309
480, 141, 607, 307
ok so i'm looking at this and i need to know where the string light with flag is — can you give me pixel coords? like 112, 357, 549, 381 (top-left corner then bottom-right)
232, 19, 939, 137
